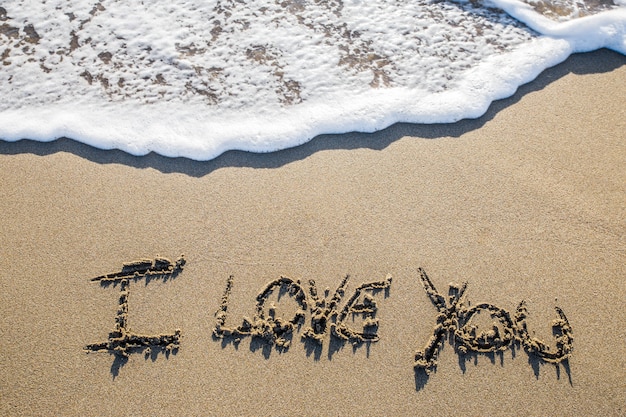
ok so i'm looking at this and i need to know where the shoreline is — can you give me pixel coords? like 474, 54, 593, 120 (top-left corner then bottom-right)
0, 49, 622, 170
1, 48, 624, 416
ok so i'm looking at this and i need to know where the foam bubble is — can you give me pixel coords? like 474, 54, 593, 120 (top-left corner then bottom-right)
0, 0, 623, 159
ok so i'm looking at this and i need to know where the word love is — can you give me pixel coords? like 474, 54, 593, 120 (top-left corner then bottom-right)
213, 273, 392, 348
414, 268, 574, 374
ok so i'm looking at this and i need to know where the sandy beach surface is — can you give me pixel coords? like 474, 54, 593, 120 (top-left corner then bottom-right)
1, 49, 624, 416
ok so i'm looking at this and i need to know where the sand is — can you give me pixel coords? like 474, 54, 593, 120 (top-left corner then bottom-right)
1, 48, 624, 416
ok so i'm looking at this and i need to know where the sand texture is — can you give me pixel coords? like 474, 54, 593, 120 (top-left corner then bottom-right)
1, 49, 625, 416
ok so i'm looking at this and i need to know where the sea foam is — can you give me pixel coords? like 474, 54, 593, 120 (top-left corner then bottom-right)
0, 0, 624, 159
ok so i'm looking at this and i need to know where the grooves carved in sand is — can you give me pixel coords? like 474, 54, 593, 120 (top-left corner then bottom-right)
83, 255, 573, 383
213, 274, 393, 348
84, 256, 186, 358
414, 267, 574, 374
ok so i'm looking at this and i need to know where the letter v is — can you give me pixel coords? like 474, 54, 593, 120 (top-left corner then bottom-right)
301, 275, 350, 343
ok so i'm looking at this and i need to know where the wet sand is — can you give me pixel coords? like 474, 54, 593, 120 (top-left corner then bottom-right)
1, 49, 624, 416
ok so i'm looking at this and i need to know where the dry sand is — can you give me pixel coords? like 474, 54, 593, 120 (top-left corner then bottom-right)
1, 49, 625, 416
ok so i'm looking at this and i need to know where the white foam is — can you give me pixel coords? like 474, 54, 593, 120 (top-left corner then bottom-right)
488, 0, 626, 53
0, 0, 624, 160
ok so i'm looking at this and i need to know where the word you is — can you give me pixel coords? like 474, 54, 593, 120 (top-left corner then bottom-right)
85, 256, 573, 374
414, 268, 573, 374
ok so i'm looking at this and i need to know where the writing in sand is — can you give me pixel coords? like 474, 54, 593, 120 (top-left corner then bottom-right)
85, 256, 573, 375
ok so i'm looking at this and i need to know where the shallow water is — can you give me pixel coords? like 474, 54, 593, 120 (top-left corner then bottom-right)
0, 0, 624, 159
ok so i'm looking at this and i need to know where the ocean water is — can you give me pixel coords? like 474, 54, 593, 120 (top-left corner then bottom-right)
0, 0, 624, 159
